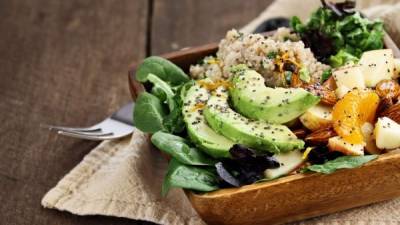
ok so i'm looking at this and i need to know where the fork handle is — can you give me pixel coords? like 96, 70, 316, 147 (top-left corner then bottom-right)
43, 124, 100, 132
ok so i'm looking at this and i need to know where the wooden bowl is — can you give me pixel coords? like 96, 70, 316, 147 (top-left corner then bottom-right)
128, 32, 400, 225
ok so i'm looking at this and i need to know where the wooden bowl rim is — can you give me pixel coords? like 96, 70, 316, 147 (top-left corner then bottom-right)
188, 149, 400, 199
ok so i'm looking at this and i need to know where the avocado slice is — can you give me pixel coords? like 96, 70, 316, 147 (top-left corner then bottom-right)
204, 87, 304, 154
182, 83, 235, 158
230, 69, 320, 124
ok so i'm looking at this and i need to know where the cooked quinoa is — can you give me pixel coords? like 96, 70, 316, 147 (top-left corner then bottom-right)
190, 28, 330, 87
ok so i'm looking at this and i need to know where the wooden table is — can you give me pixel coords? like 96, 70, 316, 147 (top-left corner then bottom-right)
0, 1, 273, 224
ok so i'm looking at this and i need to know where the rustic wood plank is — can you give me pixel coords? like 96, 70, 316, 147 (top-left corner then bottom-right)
0, 0, 151, 224
150, 0, 274, 55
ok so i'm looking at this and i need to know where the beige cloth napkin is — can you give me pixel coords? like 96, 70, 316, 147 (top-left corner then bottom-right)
42, 1, 400, 224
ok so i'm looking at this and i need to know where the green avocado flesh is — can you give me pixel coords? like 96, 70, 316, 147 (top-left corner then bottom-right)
230, 69, 320, 124
182, 83, 235, 158
204, 87, 304, 154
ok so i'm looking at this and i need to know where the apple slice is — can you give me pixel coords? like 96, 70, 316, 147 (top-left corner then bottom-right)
264, 150, 304, 179
374, 117, 400, 150
335, 86, 351, 99
361, 122, 381, 154
328, 136, 365, 156
333, 66, 366, 91
359, 49, 394, 87
299, 104, 332, 131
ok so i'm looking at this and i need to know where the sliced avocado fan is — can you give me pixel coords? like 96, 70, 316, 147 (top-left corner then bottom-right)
204, 86, 304, 154
182, 83, 235, 158
230, 68, 320, 124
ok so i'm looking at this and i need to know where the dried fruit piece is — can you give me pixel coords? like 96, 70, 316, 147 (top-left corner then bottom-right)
375, 79, 400, 99
305, 126, 337, 145
332, 89, 380, 144
290, 73, 304, 88
304, 83, 337, 106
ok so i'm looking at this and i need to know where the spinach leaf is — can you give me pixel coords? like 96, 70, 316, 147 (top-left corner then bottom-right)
179, 80, 195, 101
147, 73, 174, 97
133, 92, 167, 133
151, 131, 217, 166
163, 81, 195, 134
162, 159, 219, 196
146, 73, 188, 133
302, 155, 378, 174
136, 56, 190, 85
147, 73, 175, 111
163, 101, 185, 133
133, 91, 185, 134
151, 85, 167, 102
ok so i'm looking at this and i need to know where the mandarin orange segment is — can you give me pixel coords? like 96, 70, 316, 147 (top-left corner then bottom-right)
332, 89, 379, 144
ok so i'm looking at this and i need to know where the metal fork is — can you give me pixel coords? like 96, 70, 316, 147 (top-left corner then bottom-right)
44, 102, 135, 140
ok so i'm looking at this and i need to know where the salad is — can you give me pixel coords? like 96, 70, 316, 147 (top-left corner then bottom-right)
133, 1, 400, 195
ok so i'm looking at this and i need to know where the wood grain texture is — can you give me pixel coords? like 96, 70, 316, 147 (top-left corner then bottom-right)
150, 0, 273, 55
0, 0, 276, 224
0, 0, 150, 224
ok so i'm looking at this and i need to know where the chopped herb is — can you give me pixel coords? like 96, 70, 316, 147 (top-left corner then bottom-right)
267, 51, 278, 59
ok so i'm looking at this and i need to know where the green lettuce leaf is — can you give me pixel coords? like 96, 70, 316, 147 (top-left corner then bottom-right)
329, 50, 359, 68
290, 8, 384, 66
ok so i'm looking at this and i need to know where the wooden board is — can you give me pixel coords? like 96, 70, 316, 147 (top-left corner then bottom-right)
0, 1, 275, 224
128, 30, 400, 225
0, 1, 150, 225
151, 0, 271, 55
